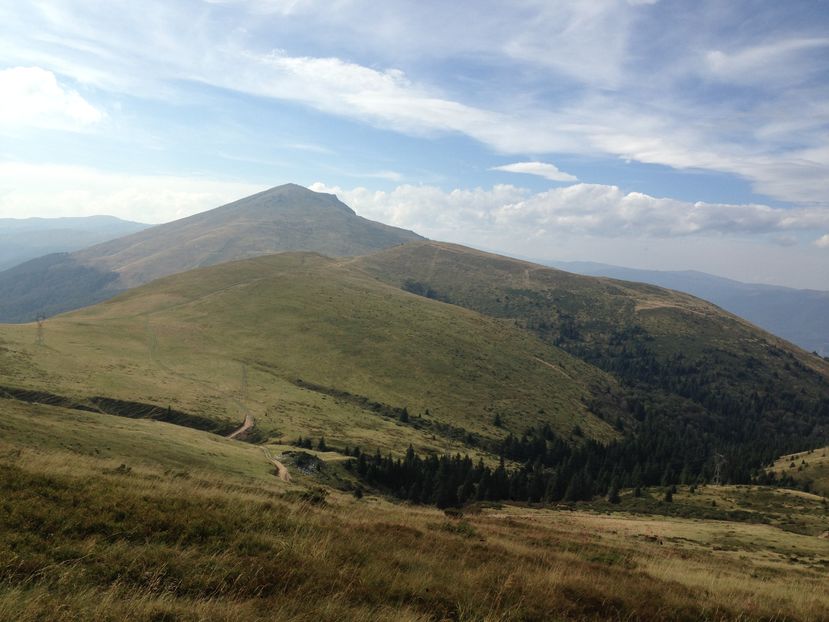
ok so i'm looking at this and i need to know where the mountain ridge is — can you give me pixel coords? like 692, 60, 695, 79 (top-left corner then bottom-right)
549, 259, 829, 355
0, 184, 422, 322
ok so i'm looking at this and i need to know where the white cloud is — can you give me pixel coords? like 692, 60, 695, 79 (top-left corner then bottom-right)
2, 1, 829, 210
312, 181, 829, 241
312, 181, 829, 288
815, 234, 829, 248
491, 161, 577, 182
706, 38, 829, 86
0, 162, 264, 222
0, 66, 104, 129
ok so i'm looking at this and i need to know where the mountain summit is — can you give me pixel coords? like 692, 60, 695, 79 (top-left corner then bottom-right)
0, 184, 423, 321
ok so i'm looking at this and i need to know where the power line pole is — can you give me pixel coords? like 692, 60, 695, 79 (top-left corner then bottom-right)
35, 315, 46, 346
712, 452, 726, 486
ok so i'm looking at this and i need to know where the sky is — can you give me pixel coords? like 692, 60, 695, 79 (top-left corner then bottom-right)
1, 0, 828, 289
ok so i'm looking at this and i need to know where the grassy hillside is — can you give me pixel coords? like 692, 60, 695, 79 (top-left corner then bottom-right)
0, 252, 622, 457
773, 447, 829, 496
0, 184, 422, 323
553, 260, 829, 355
1, 397, 827, 621
355, 241, 829, 482
2, 244, 828, 619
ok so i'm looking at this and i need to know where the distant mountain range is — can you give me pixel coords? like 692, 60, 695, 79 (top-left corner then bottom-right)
0, 215, 148, 272
0, 184, 422, 322
548, 261, 829, 356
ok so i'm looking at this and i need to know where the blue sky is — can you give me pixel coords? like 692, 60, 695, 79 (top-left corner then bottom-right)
1, 0, 828, 288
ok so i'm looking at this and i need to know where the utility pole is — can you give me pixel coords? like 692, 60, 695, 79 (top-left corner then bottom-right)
712, 452, 726, 486
35, 315, 46, 346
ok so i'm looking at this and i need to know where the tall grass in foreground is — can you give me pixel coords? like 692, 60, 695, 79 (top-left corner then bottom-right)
0, 446, 826, 621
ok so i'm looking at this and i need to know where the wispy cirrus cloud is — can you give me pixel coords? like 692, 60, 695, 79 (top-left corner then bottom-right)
1, 0, 828, 213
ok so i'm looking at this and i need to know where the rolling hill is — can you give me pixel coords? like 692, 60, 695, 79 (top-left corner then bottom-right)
3, 236, 829, 620
0, 215, 148, 272
355, 241, 829, 481
1, 238, 827, 487
772, 446, 829, 496
551, 260, 829, 356
0, 252, 623, 458
0, 184, 422, 322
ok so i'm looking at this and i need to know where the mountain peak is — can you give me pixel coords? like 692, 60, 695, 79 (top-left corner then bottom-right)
225, 183, 355, 216
0, 185, 423, 321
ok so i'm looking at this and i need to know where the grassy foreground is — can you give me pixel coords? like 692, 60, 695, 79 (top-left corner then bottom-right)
1, 398, 828, 621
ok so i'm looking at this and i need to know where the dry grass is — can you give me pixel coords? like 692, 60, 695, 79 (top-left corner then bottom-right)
1, 418, 827, 621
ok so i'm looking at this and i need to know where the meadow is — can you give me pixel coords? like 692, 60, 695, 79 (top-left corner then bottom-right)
1, 397, 827, 621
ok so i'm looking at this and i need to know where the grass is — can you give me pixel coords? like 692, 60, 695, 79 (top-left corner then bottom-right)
0, 403, 828, 621
1, 243, 827, 619
771, 447, 829, 496
0, 252, 621, 461
354, 240, 829, 390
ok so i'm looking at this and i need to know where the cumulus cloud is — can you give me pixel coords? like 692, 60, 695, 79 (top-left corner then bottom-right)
0, 66, 104, 129
0, 162, 263, 222
815, 234, 829, 248
311, 182, 829, 241
310, 181, 829, 288
491, 162, 577, 182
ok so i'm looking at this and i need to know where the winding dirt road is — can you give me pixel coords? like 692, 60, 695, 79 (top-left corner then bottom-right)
145, 320, 290, 482
227, 413, 255, 439
263, 447, 292, 482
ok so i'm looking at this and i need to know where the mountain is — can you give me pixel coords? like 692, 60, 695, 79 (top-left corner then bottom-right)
0, 184, 422, 322
355, 241, 829, 481
0, 251, 623, 455
2, 242, 828, 621
3, 239, 827, 486
0, 215, 148, 272
549, 260, 829, 356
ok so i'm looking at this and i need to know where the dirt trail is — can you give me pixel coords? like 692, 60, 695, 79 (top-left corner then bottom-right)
227, 413, 254, 440
145, 318, 289, 481
263, 447, 292, 482
533, 356, 573, 380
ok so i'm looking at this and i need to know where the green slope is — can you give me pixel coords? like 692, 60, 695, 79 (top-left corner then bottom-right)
0, 252, 623, 456
354, 241, 829, 478
772, 447, 829, 496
